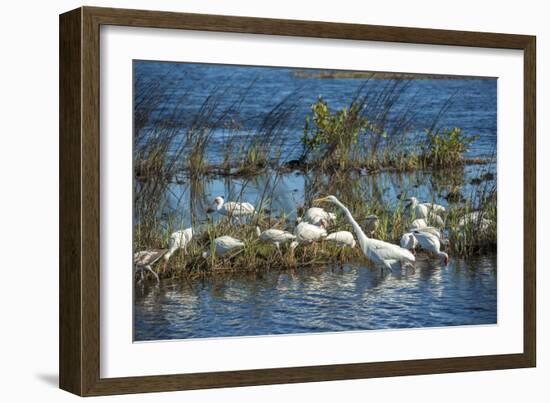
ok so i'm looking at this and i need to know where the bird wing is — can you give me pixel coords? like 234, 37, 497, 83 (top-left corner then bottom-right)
414, 231, 441, 252
368, 239, 415, 263
416, 226, 442, 239
409, 218, 427, 230
262, 229, 295, 242
133, 249, 166, 265
296, 222, 327, 241
326, 231, 354, 244
216, 236, 245, 249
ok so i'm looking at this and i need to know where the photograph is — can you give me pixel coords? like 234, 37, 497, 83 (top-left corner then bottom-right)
132, 60, 497, 341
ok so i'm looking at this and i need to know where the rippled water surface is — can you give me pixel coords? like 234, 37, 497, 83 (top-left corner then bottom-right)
134, 254, 496, 341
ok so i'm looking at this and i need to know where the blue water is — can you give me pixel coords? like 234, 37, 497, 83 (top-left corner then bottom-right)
133, 61, 497, 341
134, 254, 497, 341
134, 61, 497, 161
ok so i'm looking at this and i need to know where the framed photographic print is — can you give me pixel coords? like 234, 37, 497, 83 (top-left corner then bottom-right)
59, 6, 536, 396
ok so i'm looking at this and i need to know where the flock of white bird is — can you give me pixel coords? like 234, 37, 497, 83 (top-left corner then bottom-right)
134, 194, 487, 283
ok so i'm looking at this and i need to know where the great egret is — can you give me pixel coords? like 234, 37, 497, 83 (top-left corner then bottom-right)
134, 249, 166, 284
413, 230, 449, 266
206, 196, 255, 219
314, 196, 415, 272
256, 226, 296, 254
202, 235, 245, 258
162, 228, 194, 272
301, 207, 337, 226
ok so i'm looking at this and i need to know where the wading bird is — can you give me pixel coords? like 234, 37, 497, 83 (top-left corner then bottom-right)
409, 218, 428, 230
315, 196, 415, 272
256, 226, 296, 254
202, 235, 245, 258
134, 249, 166, 284
291, 220, 328, 259
326, 230, 356, 265
326, 231, 356, 248
301, 207, 337, 226
162, 228, 194, 272
413, 230, 449, 266
458, 211, 493, 232
206, 196, 255, 220
404, 197, 446, 227
400, 232, 418, 252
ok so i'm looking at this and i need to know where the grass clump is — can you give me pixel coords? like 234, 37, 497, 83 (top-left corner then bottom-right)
422, 127, 478, 168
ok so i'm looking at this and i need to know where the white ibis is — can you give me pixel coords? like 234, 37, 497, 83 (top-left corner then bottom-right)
202, 235, 245, 258
400, 232, 418, 251
405, 197, 445, 227
206, 196, 255, 220
314, 196, 415, 272
413, 230, 449, 266
326, 230, 356, 265
301, 207, 337, 226
134, 249, 165, 284
256, 226, 296, 254
326, 231, 356, 248
290, 220, 328, 259
162, 228, 193, 272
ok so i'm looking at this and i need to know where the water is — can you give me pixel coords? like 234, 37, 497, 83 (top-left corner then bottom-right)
133, 61, 497, 340
134, 61, 497, 161
134, 254, 496, 341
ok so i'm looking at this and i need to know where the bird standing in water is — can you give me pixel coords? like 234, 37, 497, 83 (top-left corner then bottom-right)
314, 195, 415, 272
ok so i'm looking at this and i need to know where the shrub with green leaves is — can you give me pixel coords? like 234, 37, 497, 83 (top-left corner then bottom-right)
301, 97, 372, 169
423, 127, 478, 167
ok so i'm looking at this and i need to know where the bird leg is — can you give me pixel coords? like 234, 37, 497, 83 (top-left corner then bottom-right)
275, 243, 283, 258
145, 265, 160, 284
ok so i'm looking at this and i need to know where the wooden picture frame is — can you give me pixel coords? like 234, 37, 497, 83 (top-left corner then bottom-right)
59, 6, 536, 396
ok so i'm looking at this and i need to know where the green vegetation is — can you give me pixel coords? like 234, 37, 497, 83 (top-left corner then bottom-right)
133, 76, 496, 283
422, 127, 479, 168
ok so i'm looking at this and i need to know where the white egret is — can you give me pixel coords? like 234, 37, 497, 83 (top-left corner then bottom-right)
256, 226, 296, 254
134, 249, 166, 284
301, 207, 337, 226
413, 230, 449, 266
314, 196, 415, 272
202, 235, 245, 258
206, 196, 255, 219
162, 228, 194, 272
